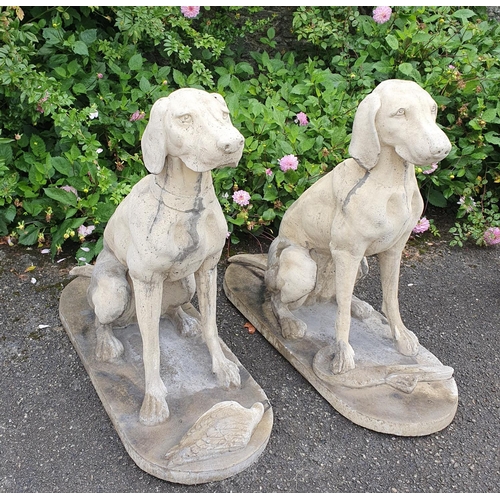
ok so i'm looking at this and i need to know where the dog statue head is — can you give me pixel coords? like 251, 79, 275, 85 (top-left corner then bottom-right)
141, 88, 245, 174
349, 79, 451, 170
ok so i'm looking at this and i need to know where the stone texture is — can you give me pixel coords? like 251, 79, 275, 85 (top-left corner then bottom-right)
60, 276, 273, 484
224, 256, 457, 436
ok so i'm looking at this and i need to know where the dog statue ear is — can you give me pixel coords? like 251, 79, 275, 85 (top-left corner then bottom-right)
141, 97, 169, 175
349, 91, 382, 171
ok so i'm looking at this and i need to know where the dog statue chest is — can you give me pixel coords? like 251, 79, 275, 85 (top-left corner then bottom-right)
131, 201, 226, 279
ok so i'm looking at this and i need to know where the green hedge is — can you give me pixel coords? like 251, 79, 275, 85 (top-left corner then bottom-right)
0, 6, 499, 262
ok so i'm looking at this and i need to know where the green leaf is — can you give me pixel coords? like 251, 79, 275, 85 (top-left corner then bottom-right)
262, 208, 275, 221
217, 73, 231, 89
385, 34, 399, 51
452, 9, 476, 21
427, 188, 448, 208
235, 62, 254, 75
128, 54, 143, 71
484, 131, 500, 146
297, 137, 316, 154
22, 200, 44, 216
51, 156, 73, 176
79, 29, 97, 46
72, 83, 87, 94
263, 183, 278, 201
139, 76, 151, 93
4, 204, 16, 222
122, 133, 136, 146
0, 143, 13, 164
398, 63, 415, 77
291, 83, 309, 95
44, 187, 78, 206
18, 225, 40, 246
54, 66, 67, 78
172, 69, 186, 86
30, 135, 46, 158
43, 27, 64, 46
65, 207, 78, 219
94, 202, 116, 224
73, 40, 88, 56
482, 108, 497, 123
67, 59, 80, 76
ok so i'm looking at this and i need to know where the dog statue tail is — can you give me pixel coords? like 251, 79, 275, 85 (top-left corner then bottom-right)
69, 264, 94, 278
227, 254, 267, 278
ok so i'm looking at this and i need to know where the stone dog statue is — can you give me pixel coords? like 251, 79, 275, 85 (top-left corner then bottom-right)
265, 79, 452, 374
73, 88, 245, 425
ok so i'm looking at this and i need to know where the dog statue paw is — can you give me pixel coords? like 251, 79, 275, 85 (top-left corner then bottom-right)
95, 324, 124, 362
350, 296, 374, 320
331, 340, 355, 374
213, 357, 241, 389
139, 388, 170, 426
393, 325, 420, 357
279, 315, 307, 340
171, 306, 202, 339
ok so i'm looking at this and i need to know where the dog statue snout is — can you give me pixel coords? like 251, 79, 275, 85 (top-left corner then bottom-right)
217, 135, 244, 155
430, 141, 451, 158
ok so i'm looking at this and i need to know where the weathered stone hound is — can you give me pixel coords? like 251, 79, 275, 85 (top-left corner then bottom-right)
265, 79, 452, 374
72, 88, 245, 425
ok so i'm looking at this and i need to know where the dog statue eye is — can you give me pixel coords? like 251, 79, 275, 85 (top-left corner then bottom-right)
396, 108, 405, 116
179, 114, 192, 124
222, 111, 229, 120
431, 104, 437, 114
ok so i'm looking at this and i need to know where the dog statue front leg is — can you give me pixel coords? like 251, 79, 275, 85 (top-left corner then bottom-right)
378, 247, 420, 357
331, 249, 361, 374
195, 263, 241, 389
131, 277, 170, 426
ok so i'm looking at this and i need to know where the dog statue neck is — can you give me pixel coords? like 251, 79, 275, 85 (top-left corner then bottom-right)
374, 145, 416, 183
150, 156, 214, 212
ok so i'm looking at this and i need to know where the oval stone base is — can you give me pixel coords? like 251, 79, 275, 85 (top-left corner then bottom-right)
59, 276, 273, 484
223, 256, 458, 437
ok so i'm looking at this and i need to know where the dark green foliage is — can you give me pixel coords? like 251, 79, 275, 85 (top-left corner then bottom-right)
0, 6, 498, 260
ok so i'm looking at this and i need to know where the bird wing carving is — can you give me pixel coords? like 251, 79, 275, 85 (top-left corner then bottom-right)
165, 401, 265, 466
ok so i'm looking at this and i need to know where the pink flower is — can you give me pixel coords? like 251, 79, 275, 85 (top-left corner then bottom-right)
457, 196, 476, 213
412, 217, 430, 234
232, 190, 251, 207
279, 154, 299, 172
373, 6, 392, 24
97, 73, 103, 79
295, 112, 308, 126
180, 6, 200, 18
483, 227, 500, 245
130, 110, 145, 122
265, 168, 273, 176
423, 162, 438, 174
78, 225, 95, 238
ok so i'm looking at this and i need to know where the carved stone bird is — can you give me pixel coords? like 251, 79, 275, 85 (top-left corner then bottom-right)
165, 400, 267, 466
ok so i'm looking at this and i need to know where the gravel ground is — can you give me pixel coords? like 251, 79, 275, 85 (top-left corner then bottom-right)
0, 212, 498, 493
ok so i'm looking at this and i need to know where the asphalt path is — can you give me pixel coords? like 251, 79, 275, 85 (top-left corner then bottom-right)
0, 215, 498, 493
